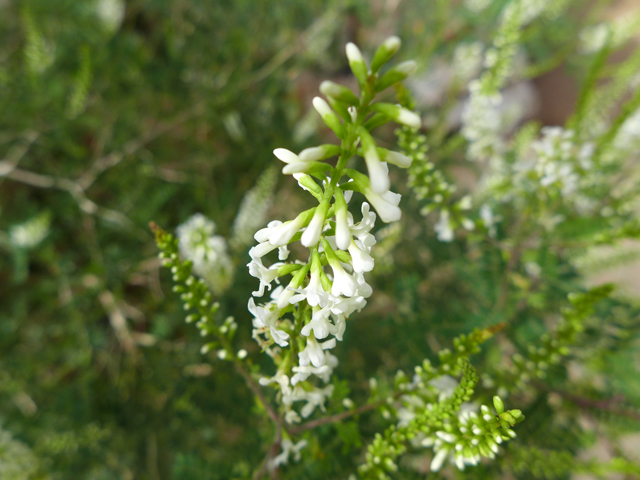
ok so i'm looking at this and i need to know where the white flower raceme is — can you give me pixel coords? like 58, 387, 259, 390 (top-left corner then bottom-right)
246, 38, 420, 423
176, 214, 234, 294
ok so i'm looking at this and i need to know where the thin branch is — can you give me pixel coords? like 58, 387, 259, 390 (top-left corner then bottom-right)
252, 429, 282, 480
289, 395, 397, 436
78, 104, 204, 190
234, 361, 280, 426
2, 166, 146, 237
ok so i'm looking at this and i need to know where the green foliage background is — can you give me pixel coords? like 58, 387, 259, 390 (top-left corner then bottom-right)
1, 0, 639, 479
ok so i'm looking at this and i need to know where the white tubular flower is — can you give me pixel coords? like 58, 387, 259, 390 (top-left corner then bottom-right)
270, 326, 290, 347
335, 207, 351, 251
378, 148, 412, 168
372, 103, 421, 129
330, 264, 357, 297
301, 203, 328, 247
275, 286, 296, 310
299, 144, 341, 162
9, 212, 50, 249
288, 384, 335, 418
299, 335, 328, 368
348, 239, 374, 273
364, 188, 402, 223
349, 202, 377, 246
290, 268, 328, 308
359, 127, 390, 194
301, 306, 333, 339
176, 214, 234, 294
292, 346, 338, 385
255, 210, 313, 247
334, 188, 352, 250
282, 162, 319, 175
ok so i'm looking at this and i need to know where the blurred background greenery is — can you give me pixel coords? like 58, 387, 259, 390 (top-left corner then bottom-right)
1, 0, 640, 479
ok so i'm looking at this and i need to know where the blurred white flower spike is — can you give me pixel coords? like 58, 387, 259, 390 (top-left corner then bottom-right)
176, 213, 234, 295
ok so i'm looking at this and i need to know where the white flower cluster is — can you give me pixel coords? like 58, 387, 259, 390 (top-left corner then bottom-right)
522, 127, 597, 217
462, 0, 557, 163
477, 126, 605, 232
250, 200, 378, 423
176, 214, 234, 294
462, 84, 505, 162
9, 212, 50, 249
453, 42, 485, 85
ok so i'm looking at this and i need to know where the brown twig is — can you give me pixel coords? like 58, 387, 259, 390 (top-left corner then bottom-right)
289, 393, 401, 436
252, 429, 282, 480
234, 362, 280, 426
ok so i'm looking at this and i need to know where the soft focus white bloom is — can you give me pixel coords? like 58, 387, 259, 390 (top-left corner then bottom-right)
430, 447, 449, 472
271, 439, 308, 468
176, 214, 234, 294
453, 42, 484, 83
96, 0, 125, 32
9, 213, 50, 249
434, 210, 454, 242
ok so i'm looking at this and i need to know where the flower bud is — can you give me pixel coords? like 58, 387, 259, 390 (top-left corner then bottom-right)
372, 103, 421, 129
273, 148, 300, 164
295, 173, 323, 199
334, 189, 351, 250
377, 147, 412, 168
319, 80, 360, 106
358, 127, 390, 194
346, 42, 368, 86
299, 144, 342, 162
282, 161, 331, 175
312, 97, 343, 137
375, 60, 417, 92
301, 201, 329, 247
493, 396, 505, 414
371, 36, 401, 72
